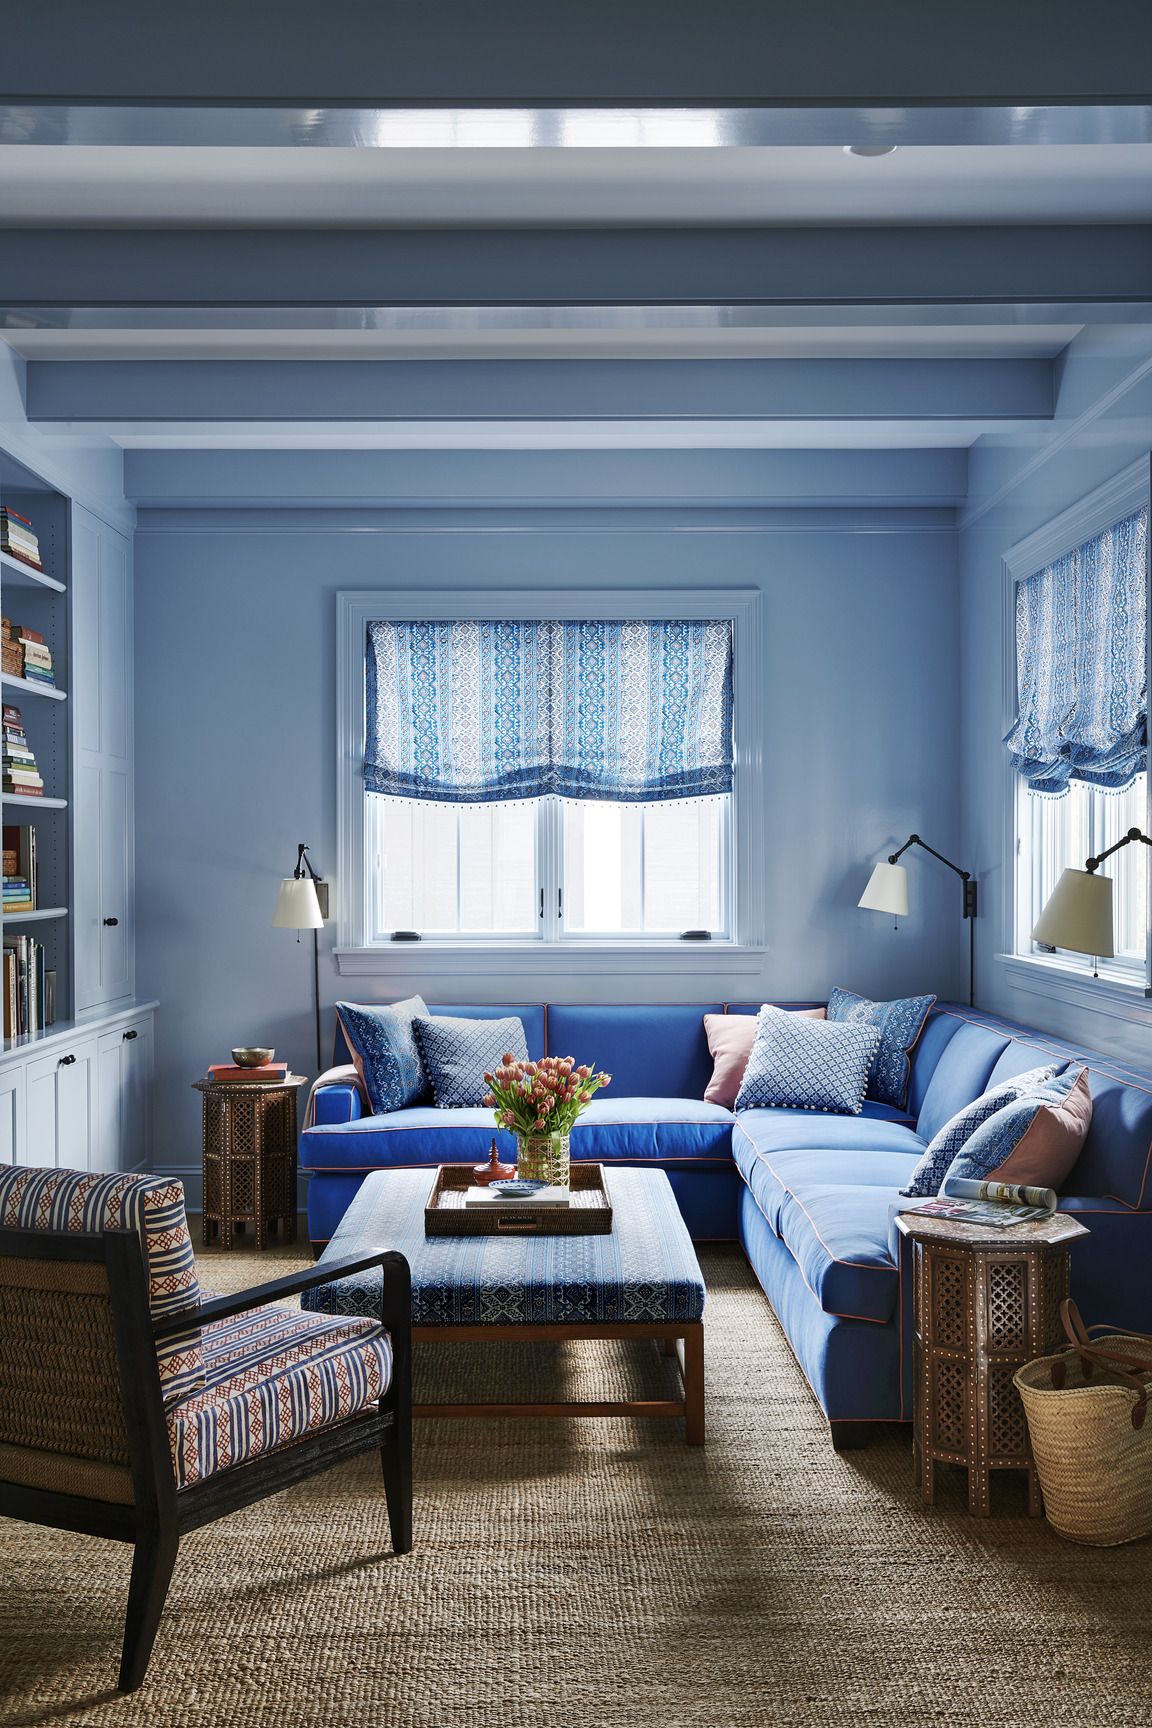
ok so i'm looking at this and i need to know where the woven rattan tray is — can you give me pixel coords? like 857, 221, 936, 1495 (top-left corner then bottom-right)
424, 1163, 613, 1237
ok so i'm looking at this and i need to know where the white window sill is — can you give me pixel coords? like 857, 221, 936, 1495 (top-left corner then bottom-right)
996, 952, 1152, 1027
335, 942, 766, 980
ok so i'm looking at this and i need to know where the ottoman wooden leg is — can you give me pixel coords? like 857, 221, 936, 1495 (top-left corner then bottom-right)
682, 1324, 705, 1446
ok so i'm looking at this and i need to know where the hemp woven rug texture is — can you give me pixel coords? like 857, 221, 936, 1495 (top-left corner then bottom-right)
1, 1243, 1150, 1728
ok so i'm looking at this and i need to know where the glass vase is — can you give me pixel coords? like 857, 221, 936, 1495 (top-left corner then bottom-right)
516, 1131, 571, 1188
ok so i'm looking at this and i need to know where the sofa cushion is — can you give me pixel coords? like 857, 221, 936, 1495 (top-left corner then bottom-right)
569, 1097, 736, 1162
703, 1008, 825, 1109
413, 1013, 528, 1108
731, 1127, 904, 1323
947, 1066, 1092, 1189
734, 1106, 924, 1163
168, 1302, 391, 1490
736, 1007, 880, 1115
0, 1166, 204, 1407
336, 997, 429, 1114
900, 1063, 1062, 1198
915, 1020, 1013, 1142
826, 987, 936, 1111
547, 1004, 723, 1098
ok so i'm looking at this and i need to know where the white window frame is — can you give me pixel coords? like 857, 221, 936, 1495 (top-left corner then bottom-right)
999, 456, 1152, 1013
335, 588, 765, 978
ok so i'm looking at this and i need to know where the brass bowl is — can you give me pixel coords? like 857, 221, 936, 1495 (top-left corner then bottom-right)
231, 1046, 275, 1067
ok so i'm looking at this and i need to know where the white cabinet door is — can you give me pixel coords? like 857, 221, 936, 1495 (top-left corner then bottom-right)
98, 764, 132, 1003
0, 1066, 25, 1166
95, 1016, 154, 1174
25, 1040, 97, 1170
74, 759, 102, 1013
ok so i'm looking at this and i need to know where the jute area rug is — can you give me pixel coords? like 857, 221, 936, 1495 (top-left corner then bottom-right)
1, 1242, 1150, 1728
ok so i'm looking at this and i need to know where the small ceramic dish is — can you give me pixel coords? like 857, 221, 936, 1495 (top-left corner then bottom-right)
492, 1180, 546, 1199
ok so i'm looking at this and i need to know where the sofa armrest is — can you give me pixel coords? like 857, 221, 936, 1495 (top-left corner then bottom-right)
309, 1065, 366, 1126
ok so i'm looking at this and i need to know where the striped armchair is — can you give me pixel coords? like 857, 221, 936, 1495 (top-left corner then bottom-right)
0, 1167, 412, 1693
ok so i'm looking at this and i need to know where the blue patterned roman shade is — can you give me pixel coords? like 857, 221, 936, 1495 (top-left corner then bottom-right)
1004, 507, 1148, 794
365, 618, 733, 804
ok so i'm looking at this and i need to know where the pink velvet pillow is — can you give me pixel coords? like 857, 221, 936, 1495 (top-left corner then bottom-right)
703, 1008, 826, 1109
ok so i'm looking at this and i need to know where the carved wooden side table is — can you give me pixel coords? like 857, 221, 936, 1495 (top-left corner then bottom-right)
193, 1075, 307, 1249
895, 1211, 1089, 1516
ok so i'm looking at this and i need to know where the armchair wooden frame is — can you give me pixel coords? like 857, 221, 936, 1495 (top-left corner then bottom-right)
0, 1226, 412, 1694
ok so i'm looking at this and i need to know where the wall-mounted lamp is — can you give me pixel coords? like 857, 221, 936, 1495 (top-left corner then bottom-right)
859, 833, 978, 1007
1032, 825, 1151, 978
273, 842, 329, 1074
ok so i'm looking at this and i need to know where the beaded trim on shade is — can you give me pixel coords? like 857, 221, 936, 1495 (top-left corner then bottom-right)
1005, 507, 1148, 795
365, 618, 733, 805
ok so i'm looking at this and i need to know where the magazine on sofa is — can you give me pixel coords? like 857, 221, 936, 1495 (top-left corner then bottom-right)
899, 1177, 1058, 1229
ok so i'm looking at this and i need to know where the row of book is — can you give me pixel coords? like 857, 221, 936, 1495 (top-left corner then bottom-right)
2, 825, 36, 914
0, 509, 42, 572
206, 1060, 288, 1085
2, 620, 55, 689
2, 705, 44, 798
3, 932, 49, 1038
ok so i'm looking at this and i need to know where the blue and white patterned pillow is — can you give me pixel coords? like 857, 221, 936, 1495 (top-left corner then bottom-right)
945, 1066, 1087, 1186
826, 987, 936, 1111
413, 1014, 529, 1109
336, 997, 430, 1115
735, 1005, 882, 1115
899, 1063, 1061, 1197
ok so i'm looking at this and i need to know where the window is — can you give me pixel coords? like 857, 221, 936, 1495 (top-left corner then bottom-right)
1006, 467, 1150, 985
337, 590, 763, 959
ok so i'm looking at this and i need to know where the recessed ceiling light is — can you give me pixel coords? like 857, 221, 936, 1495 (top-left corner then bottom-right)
843, 143, 899, 157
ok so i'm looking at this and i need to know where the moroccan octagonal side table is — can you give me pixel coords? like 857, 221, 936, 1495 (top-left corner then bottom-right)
193, 1074, 307, 1249
894, 1209, 1089, 1516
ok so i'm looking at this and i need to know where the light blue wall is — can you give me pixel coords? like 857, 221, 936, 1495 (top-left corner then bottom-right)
959, 327, 1152, 1064
134, 500, 961, 1192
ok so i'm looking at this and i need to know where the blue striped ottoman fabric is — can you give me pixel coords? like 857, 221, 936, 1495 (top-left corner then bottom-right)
303, 1167, 706, 1328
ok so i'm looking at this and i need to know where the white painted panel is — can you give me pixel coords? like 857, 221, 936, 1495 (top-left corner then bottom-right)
0, 1066, 25, 1165
121, 1016, 154, 1172
94, 1030, 124, 1174
71, 508, 101, 752
100, 529, 131, 764
99, 765, 132, 1004
73, 757, 103, 1013
24, 1052, 60, 1166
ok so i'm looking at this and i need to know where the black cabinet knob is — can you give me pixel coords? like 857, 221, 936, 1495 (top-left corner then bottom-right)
103, 917, 119, 927
123, 1029, 138, 1041
58, 1053, 76, 1067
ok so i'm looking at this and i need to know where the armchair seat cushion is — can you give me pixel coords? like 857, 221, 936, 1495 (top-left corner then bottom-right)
168, 1302, 392, 1490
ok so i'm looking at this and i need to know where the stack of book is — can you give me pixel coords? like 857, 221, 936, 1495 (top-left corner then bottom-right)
1, 706, 43, 798
3, 931, 45, 1038
13, 626, 54, 689
0, 509, 42, 571
206, 1060, 289, 1084
2, 825, 35, 914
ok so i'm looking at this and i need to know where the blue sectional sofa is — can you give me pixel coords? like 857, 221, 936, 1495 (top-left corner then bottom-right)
300, 999, 1152, 1447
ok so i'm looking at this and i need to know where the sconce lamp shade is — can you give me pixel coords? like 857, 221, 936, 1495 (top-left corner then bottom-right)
273, 876, 324, 930
1032, 868, 1115, 959
858, 861, 910, 918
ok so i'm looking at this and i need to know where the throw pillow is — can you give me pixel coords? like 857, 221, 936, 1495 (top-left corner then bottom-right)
336, 996, 429, 1115
945, 1066, 1093, 1190
703, 1008, 826, 1109
826, 986, 936, 1111
413, 1013, 530, 1109
735, 1005, 881, 1115
0, 1166, 204, 1407
899, 1063, 1061, 1198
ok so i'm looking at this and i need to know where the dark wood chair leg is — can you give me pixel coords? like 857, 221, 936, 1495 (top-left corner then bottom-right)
830, 1421, 874, 1452
379, 1249, 413, 1555
118, 1525, 179, 1693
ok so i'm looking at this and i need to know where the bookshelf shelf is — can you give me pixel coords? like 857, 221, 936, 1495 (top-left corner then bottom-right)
2, 795, 67, 810
0, 549, 66, 594
3, 907, 67, 923
0, 672, 66, 702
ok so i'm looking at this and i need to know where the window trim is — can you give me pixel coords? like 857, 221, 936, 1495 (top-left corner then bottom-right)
336, 587, 764, 971
1000, 455, 1152, 996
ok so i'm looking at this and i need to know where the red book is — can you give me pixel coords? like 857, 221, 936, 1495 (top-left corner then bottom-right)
207, 1062, 289, 1083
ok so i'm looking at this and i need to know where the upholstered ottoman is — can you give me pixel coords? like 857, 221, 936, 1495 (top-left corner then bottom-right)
303, 1165, 707, 1443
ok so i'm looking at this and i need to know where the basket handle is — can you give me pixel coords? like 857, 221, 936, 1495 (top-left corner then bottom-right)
1055, 1299, 1152, 1429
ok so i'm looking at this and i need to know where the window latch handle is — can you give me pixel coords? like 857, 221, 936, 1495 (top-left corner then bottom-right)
539, 888, 544, 920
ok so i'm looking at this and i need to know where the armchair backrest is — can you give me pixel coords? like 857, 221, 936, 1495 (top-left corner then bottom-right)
0, 1168, 205, 1404
0, 1223, 174, 1511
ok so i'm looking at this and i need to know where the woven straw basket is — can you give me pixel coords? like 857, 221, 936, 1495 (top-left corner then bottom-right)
1014, 1300, 1152, 1547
